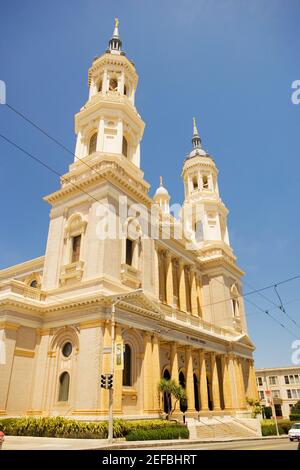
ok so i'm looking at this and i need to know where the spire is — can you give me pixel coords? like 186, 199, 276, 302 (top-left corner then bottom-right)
192, 117, 201, 149
160, 175, 163, 187
108, 18, 124, 55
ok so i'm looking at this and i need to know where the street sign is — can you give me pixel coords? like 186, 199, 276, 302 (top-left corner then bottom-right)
114, 341, 124, 370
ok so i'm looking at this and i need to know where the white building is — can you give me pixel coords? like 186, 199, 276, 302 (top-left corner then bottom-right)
256, 366, 300, 418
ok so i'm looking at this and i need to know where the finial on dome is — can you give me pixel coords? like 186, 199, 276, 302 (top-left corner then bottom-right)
160, 175, 163, 186
192, 117, 201, 149
108, 18, 123, 55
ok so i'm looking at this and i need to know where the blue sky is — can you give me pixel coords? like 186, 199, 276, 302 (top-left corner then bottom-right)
1, 0, 300, 368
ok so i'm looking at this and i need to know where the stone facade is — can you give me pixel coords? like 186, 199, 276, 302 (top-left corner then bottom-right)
0, 21, 257, 420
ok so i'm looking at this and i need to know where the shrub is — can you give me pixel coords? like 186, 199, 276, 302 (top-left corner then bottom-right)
125, 425, 189, 441
289, 414, 300, 422
0, 417, 179, 439
261, 423, 285, 436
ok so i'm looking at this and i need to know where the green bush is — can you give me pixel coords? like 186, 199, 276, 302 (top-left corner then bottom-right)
289, 414, 300, 422
125, 425, 189, 441
261, 423, 285, 436
261, 419, 292, 436
0, 417, 180, 440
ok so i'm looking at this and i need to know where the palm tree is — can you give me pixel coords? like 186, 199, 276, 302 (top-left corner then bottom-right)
158, 378, 186, 420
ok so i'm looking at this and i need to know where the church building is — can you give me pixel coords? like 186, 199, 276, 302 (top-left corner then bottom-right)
0, 21, 257, 420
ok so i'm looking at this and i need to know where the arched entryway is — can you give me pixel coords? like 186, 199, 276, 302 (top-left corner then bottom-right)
193, 373, 200, 411
163, 369, 171, 414
179, 371, 187, 413
207, 376, 213, 410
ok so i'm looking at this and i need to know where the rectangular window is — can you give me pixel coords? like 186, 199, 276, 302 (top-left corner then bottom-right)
284, 375, 289, 384
269, 376, 277, 385
257, 377, 263, 387
287, 389, 292, 398
292, 389, 297, 398
126, 238, 134, 266
259, 390, 265, 400
295, 375, 299, 383
72, 235, 81, 263
289, 375, 295, 384
272, 390, 280, 399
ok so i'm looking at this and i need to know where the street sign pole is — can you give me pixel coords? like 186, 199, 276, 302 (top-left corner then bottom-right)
107, 302, 115, 445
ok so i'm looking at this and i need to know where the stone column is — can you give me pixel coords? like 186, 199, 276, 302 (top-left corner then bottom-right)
170, 342, 179, 411
113, 326, 123, 413
166, 253, 174, 306
199, 349, 209, 411
100, 321, 111, 412
211, 352, 221, 411
179, 261, 187, 312
152, 335, 161, 412
143, 332, 153, 412
97, 117, 105, 152
233, 355, 246, 409
221, 355, 232, 410
248, 359, 259, 400
190, 270, 198, 316
185, 346, 195, 412
196, 274, 203, 317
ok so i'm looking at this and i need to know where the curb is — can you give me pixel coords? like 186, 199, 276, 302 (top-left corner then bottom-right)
90, 435, 289, 450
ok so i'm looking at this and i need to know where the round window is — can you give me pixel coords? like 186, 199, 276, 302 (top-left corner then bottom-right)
62, 342, 72, 358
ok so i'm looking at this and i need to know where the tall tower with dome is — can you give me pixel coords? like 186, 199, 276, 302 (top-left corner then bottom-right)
0, 21, 258, 432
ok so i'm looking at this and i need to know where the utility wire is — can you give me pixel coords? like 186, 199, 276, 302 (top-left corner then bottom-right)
274, 284, 300, 329
3, 103, 300, 322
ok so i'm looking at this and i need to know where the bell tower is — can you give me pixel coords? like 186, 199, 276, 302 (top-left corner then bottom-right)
182, 118, 231, 249
74, 19, 144, 167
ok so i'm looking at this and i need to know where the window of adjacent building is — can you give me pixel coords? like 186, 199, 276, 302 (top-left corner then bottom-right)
272, 390, 280, 399
71, 235, 81, 263
123, 344, 132, 387
289, 375, 295, 384
269, 376, 278, 385
88, 132, 97, 155
287, 389, 292, 398
126, 238, 134, 266
257, 377, 263, 387
192, 176, 198, 190
122, 136, 128, 157
62, 342, 72, 358
295, 375, 300, 383
202, 175, 209, 189
109, 78, 118, 91
284, 375, 289, 384
259, 390, 265, 400
274, 404, 282, 417
58, 372, 70, 402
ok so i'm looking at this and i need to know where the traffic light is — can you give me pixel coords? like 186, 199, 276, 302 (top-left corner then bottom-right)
107, 374, 113, 389
100, 374, 107, 389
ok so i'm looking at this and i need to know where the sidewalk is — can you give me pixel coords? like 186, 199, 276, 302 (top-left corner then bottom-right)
1, 434, 289, 451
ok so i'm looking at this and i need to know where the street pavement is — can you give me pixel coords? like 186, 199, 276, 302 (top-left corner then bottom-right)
140, 437, 297, 451
0, 435, 297, 451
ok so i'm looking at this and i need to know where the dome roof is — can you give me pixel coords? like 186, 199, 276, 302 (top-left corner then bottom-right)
154, 176, 170, 199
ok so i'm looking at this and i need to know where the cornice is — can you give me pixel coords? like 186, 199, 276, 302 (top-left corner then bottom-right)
0, 256, 45, 281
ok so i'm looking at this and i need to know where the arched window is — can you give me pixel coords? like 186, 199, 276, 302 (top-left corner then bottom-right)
202, 175, 209, 189
231, 284, 240, 318
163, 369, 171, 414
124, 85, 127, 96
109, 78, 118, 91
123, 344, 132, 386
71, 235, 81, 263
58, 372, 70, 402
98, 80, 102, 92
88, 132, 97, 155
122, 136, 128, 157
30, 280, 38, 288
192, 176, 198, 190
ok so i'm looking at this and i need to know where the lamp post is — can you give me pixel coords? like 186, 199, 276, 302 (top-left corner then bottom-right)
107, 289, 142, 444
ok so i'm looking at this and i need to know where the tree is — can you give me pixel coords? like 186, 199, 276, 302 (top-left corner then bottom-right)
290, 400, 300, 414
158, 379, 186, 420
246, 397, 262, 418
